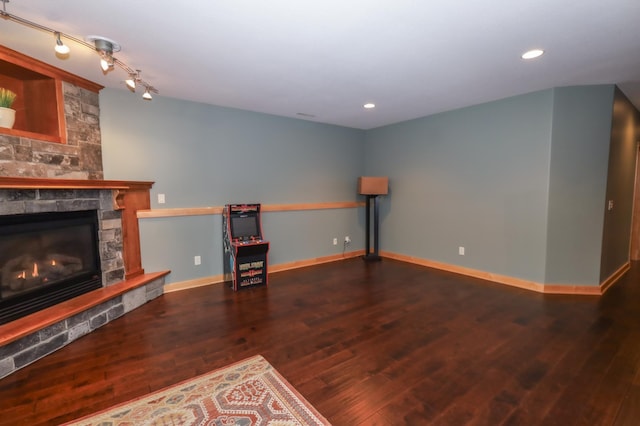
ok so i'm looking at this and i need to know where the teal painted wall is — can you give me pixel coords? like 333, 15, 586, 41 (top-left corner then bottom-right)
364, 90, 554, 283
544, 86, 615, 285
100, 89, 365, 283
99, 84, 636, 288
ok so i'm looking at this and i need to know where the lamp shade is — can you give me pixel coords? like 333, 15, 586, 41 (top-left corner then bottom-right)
358, 176, 388, 195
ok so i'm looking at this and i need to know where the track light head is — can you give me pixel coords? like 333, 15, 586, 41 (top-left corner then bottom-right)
125, 78, 136, 90
125, 70, 140, 90
54, 32, 70, 55
100, 54, 113, 71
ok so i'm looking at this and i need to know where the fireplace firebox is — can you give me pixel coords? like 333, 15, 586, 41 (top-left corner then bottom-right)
0, 210, 102, 324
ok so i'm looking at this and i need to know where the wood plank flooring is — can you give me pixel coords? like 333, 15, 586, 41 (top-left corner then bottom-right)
1, 258, 640, 425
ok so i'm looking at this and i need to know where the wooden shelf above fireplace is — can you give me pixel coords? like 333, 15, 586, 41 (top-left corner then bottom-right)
0, 45, 103, 144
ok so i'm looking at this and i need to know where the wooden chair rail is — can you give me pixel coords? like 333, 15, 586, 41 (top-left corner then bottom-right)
137, 201, 366, 218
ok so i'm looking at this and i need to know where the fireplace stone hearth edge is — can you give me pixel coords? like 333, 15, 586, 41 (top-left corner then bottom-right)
0, 179, 167, 379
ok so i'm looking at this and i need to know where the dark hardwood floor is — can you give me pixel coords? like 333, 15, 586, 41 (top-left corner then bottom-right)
2, 258, 640, 425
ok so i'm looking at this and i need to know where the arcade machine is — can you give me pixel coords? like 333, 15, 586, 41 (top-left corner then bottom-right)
222, 204, 269, 291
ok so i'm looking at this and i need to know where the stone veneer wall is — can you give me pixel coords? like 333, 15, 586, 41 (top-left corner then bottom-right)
0, 188, 164, 379
0, 82, 104, 179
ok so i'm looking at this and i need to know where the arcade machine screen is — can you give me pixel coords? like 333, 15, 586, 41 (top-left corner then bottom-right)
231, 215, 259, 241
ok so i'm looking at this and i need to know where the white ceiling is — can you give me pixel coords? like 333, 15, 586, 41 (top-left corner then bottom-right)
1, 0, 639, 130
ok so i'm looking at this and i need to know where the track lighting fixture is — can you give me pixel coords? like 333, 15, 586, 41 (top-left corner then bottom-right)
125, 71, 158, 100
87, 36, 119, 73
125, 70, 140, 90
54, 32, 70, 55
0, 0, 158, 100
125, 77, 136, 90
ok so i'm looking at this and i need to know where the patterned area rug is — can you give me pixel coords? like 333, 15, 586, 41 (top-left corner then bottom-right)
65, 355, 330, 426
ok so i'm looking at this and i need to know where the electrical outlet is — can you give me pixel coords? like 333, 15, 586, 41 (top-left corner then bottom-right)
345, 236, 351, 244
194, 255, 201, 265
459, 246, 465, 256
333, 238, 338, 245
157, 193, 166, 204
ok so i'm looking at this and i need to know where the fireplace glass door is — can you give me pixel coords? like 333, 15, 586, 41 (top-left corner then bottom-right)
0, 210, 102, 324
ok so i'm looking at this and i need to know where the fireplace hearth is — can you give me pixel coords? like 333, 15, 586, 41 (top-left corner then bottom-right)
0, 210, 102, 324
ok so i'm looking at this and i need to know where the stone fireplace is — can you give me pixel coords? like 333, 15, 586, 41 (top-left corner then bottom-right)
0, 47, 168, 379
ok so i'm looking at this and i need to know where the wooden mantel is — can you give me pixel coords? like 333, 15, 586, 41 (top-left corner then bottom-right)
0, 176, 151, 190
0, 176, 154, 279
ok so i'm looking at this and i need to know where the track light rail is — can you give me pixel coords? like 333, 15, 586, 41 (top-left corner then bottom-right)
0, 0, 158, 100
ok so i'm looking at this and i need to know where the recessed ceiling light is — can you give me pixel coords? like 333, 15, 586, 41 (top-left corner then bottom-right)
521, 49, 544, 60
363, 103, 376, 109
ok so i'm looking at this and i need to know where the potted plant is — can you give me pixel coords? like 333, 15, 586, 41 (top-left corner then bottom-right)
0, 88, 17, 129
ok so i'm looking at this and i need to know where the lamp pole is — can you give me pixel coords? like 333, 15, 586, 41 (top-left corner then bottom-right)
363, 194, 382, 262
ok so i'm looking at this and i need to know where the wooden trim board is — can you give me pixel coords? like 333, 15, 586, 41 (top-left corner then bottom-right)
599, 262, 630, 294
380, 251, 546, 293
164, 250, 365, 293
270, 250, 365, 273
138, 201, 365, 219
164, 275, 225, 293
165, 251, 629, 296
381, 251, 629, 296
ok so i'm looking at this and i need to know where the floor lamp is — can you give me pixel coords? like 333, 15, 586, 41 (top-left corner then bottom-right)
358, 176, 388, 262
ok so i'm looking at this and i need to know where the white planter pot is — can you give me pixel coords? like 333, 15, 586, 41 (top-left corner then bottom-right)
0, 107, 16, 129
